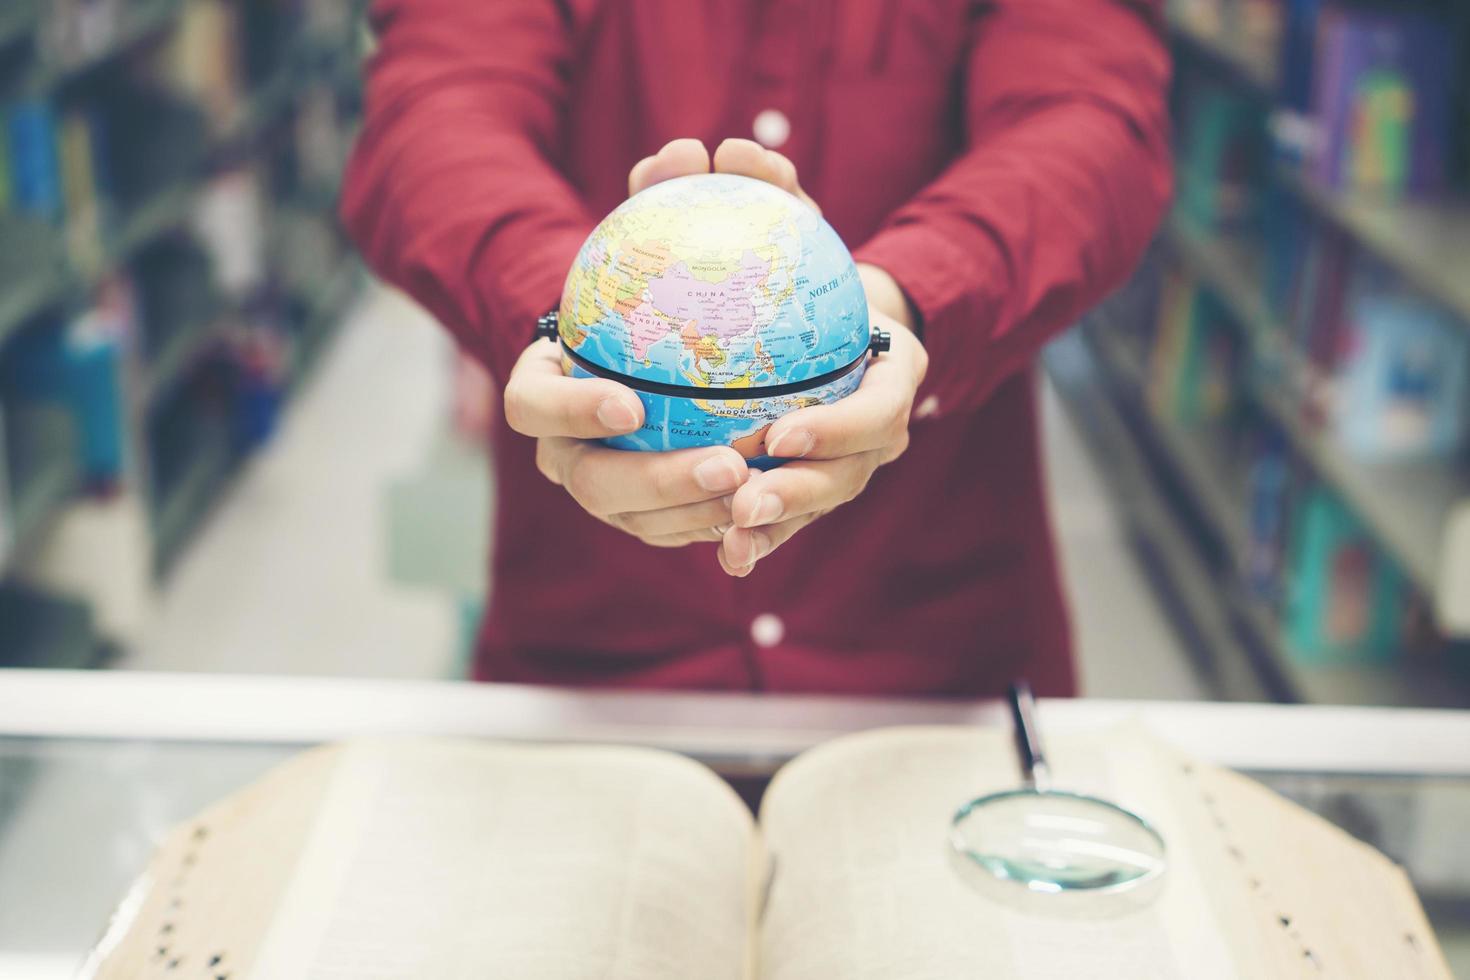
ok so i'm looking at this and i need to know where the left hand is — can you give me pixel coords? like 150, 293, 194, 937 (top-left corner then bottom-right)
717, 296, 928, 577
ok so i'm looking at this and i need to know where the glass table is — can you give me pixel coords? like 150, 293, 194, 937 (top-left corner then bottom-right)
2, 669, 1468, 978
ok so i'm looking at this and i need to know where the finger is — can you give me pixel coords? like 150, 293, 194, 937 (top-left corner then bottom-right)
503, 341, 644, 439
560, 443, 749, 517
629, 138, 710, 196
643, 526, 728, 549
764, 322, 923, 460
718, 513, 820, 575
612, 495, 734, 539
729, 453, 883, 528
764, 362, 912, 460
712, 139, 820, 213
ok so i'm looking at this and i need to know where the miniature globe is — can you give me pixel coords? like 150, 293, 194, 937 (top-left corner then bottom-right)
541, 172, 885, 466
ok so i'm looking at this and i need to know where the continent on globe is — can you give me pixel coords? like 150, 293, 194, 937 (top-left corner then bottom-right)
539, 173, 889, 468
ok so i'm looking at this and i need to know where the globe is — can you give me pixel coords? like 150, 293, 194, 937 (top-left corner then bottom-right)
539, 173, 886, 467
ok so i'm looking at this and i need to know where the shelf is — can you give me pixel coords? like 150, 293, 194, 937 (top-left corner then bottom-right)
1163, 216, 1304, 377
25, 0, 184, 95
1251, 381, 1470, 601
1047, 330, 1275, 702
1161, 214, 1470, 613
150, 435, 235, 575
0, 583, 100, 669
215, 59, 301, 151
1074, 324, 1470, 708
0, 262, 69, 351
1277, 166, 1470, 329
0, 3, 37, 51
290, 260, 359, 387
3, 406, 80, 568
140, 305, 230, 407
1168, 6, 1279, 95
1090, 318, 1253, 565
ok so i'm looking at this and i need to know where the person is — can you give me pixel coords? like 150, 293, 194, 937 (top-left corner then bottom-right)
341, 0, 1171, 697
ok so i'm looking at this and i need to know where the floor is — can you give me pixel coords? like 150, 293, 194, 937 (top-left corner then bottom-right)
121, 283, 1204, 700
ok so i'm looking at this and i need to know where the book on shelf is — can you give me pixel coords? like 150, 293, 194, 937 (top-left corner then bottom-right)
1310, 7, 1457, 198
166, 0, 243, 134
1175, 81, 1266, 231
190, 169, 268, 300
1284, 485, 1406, 664
0, 280, 135, 489
59, 107, 107, 275
0, 400, 11, 564
1328, 286, 1470, 462
5, 100, 63, 225
82, 727, 1449, 979
1244, 428, 1293, 601
1149, 268, 1241, 428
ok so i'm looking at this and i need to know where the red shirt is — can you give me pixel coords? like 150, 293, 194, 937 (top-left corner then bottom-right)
341, 0, 1171, 697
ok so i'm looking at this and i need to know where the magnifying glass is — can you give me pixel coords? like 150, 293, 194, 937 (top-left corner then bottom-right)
950, 681, 1167, 903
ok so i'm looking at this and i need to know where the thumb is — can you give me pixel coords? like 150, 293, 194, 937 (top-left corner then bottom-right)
629, 138, 711, 196
503, 341, 646, 439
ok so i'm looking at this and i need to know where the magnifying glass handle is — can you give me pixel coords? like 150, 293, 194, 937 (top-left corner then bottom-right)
1008, 680, 1051, 792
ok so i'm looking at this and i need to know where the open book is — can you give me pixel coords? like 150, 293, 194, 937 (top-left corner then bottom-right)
83, 726, 1449, 979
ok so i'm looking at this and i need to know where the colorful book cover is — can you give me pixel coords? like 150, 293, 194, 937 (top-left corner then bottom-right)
1244, 428, 1291, 600
1176, 86, 1266, 231
1149, 273, 1239, 427
1310, 8, 1456, 196
0, 399, 11, 566
4, 280, 136, 488
1332, 290, 1470, 461
1283, 487, 1405, 663
59, 109, 102, 274
5, 101, 63, 223
1278, 0, 1324, 113
1285, 226, 1354, 372
1148, 268, 1198, 419
0, 120, 11, 215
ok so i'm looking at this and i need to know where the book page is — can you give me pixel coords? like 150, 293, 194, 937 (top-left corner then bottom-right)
84, 747, 341, 979
755, 725, 1449, 980
242, 738, 755, 980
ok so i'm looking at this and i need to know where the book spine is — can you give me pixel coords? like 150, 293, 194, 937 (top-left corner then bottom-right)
6, 101, 63, 224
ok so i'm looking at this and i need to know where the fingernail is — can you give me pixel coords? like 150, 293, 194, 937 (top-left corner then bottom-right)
741, 530, 772, 567
767, 428, 814, 458
597, 396, 639, 433
694, 456, 742, 493
748, 493, 782, 526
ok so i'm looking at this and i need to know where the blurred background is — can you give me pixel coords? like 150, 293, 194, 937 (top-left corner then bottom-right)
0, 0, 1467, 713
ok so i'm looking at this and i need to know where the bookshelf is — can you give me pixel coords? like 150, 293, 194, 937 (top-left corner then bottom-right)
22, 0, 184, 96
1169, 6, 1279, 95
1165, 216, 1470, 605
4, 405, 79, 562
1071, 317, 1470, 709
0, 1, 367, 616
1168, 7, 1470, 328
1065, 1, 1470, 708
1277, 166, 1470, 329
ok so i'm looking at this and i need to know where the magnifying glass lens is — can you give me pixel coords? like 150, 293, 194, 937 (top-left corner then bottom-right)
952, 791, 1166, 893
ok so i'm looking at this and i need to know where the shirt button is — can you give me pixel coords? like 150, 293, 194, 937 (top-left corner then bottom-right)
752, 109, 790, 149
750, 613, 785, 648
916, 395, 941, 418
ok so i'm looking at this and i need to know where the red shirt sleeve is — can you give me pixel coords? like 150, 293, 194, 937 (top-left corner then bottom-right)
339, 0, 595, 382
852, 0, 1172, 417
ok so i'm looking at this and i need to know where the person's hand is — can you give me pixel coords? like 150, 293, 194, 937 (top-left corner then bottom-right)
504, 136, 819, 547
717, 303, 928, 577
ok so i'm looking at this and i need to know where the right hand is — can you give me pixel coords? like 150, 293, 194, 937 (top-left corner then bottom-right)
503, 138, 767, 547
504, 337, 750, 547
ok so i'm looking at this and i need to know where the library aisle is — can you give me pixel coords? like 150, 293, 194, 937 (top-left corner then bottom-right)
119, 286, 1205, 700
119, 287, 461, 679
